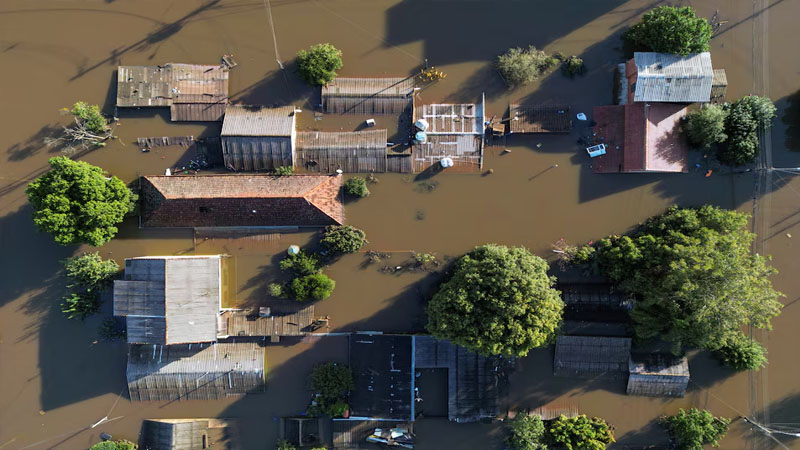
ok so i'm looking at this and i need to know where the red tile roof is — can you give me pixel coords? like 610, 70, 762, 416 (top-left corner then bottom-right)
141, 174, 344, 227
591, 103, 688, 174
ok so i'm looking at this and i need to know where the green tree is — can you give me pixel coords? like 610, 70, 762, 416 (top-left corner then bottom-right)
71, 101, 109, 135
561, 56, 586, 77
546, 415, 615, 450
280, 251, 321, 276
296, 43, 343, 86
26, 157, 134, 246
506, 414, 546, 450
344, 177, 370, 198
718, 96, 777, 165
88, 438, 136, 449
273, 166, 294, 176
61, 291, 101, 320
321, 225, 367, 254
685, 104, 727, 148
714, 332, 767, 371
662, 408, 730, 450
426, 244, 564, 357
591, 206, 783, 356
276, 440, 296, 450
623, 6, 712, 55
308, 362, 353, 417
291, 273, 336, 301
63, 252, 119, 289
496, 46, 557, 87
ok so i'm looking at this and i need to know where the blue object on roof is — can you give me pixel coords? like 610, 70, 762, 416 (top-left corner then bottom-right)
415, 131, 427, 143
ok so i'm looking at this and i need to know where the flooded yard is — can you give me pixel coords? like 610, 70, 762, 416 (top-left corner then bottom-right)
2, 0, 800, 448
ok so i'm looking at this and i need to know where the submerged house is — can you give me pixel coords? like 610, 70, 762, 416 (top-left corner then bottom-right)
140, 418, 237, 450
627, 353, 689, 398
349, 334, 414, 421
127, 342, 265, 401
113, 255, 228, 345
624, 52, 726, 104
413, 96, 485, 172
590, 102, 689, 173
322, 77, 415, 115
116, 64, 229, 121
295, 129, 388, 173
508, 104, 572, 134
553, 336, 632, 378
221, 105, 297, 171
139, 174, 344, 228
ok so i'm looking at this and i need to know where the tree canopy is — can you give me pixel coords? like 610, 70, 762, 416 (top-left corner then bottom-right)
591, 205, 783, 355
296, 43, 343, 86
718, 95, 777, 165
63, 252, 119, 289
546, 415, 615, 450
321, 225, 367, 254
714, 332, 767, 371
291, 273, 336, 301
308, 362, 353, 417
496, 46, 557, 88
26, 157, 133, 246
426, 244, 564, 357
623, 6, 712, 55
506, 414, 546, 450
344, 177, 370, 198
661, 408, 730, 450
685, 104, 727, 148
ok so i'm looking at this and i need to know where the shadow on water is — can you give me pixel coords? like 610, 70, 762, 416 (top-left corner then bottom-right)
613, 418, 671, 449
756, 391, 800, 449
230, 61, 314, 110
781, 89, 800, 152
5, 123, 65, 162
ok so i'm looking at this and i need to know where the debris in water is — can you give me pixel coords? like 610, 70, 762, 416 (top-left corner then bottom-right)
502, 148, 511, 154
705, 169, 713, 177
536, 143, 542, 148
415, 210, 426, 221
787, 233, 792, 238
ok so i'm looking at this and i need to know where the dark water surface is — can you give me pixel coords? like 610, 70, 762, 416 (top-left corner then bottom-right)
1, 0, 800, 448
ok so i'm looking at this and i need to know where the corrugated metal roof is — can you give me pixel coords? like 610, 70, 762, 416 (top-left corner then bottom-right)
296, 129, 387, 150
221, 105, 296, 137
295, 129, 389, 173
113, 256, 221, 345
117, 64, 229, 109
553, 336, 632, 377
633, 52, 713, 102
322, 77, 414, 97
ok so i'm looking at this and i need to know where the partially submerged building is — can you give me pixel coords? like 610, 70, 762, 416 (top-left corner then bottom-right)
624, 52, 723, 104
349, 334, 414, 421
322, 77, 415, 115
553, 335, 632, 378
140, 418, 237, 450
296, 129, 388, 173
127, 342, 265, 401
508, 104, 572, 134
590, 103, 688, 173
113, 255, 228, 345
139, 174, 344, 228
627, 353, 689, 398
221, 105, 296, 171
413, 96, 485, 172
116, 64, 229, 121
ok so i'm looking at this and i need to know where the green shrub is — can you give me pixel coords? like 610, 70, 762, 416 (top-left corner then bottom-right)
276, 440, 296, 450
63, 252, 118, 290
718, 96, 776, 165
715, 332, 767, 371
291, 273, 336, 301
26, 157, 133, 246
623, 6, 712, 55
273, 166, 294, 176
344, 177, 370, 198
71, 101, 109, 135
89, 439, 137, 450
507, 414, 546, 450
296, 43, 343, 86
308, 362, 353, 417
561, 56, 586, 77
61, 291, 101, 320
496, 46, 557, 87
685, 104, 728, 148
280, 251, 321, 276
546, 414, 615, 450
413, 252, 436, 265
268, 282, 287, 298
661, 408, 730, 449
321, 225, 367, 254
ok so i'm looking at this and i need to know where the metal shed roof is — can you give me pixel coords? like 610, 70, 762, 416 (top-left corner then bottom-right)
633, 52, 713, 102
221, 105, 296, 137
554, 335, 632, 377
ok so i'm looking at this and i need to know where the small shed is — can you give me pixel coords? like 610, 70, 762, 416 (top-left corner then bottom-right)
140, 418, 236, 450
322, 77, 415, 114
221, 105, 296, 171
626, 353, 689, 398
349, 334, 413, 421
116, 64, 229, 121
710, 69, 728, 103
127, 342, 265, 401
553, 336, 632, 378
113, 256, 226, 345
295, 129, 388, 173
508, 104, 572, 133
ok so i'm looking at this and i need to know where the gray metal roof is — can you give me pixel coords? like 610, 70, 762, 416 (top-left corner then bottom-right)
221, 105, 295, 137
553, 335, 632, 377
127, 343, 265, 401
113, 256, 221, 345
633, 52, 713, 102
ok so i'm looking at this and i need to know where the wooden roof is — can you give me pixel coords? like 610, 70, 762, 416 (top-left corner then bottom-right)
221, 105, 296, 137
140, 174, 344, 228
322, 77, 414, 97
508, 104, 572, 133
127, 343, 265, 401
219, 306, 314, 338
113, 256, 221, 345
140, 418, 235, 450
296, 129, 388, 173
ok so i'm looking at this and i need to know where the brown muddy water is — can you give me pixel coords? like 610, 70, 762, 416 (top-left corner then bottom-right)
2, 0, 800, 448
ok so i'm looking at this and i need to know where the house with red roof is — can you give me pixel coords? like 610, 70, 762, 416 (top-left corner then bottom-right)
139, 174, 344, 228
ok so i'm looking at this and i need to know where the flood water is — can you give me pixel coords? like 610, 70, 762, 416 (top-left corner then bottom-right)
2, 0, 800, 448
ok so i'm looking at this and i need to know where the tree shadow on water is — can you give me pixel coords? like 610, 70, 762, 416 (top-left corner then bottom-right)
230, 61, 314, 110
6, 123, 65, 162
